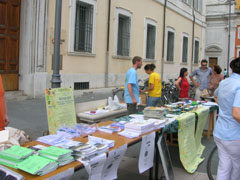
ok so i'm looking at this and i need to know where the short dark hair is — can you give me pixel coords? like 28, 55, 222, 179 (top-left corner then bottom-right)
230, 57, 240, 74
201, 59, 208, 64
179, 68, 188, 78
132, 56, 142, 64
213, 65, 222, 74
144, 64, 156, 71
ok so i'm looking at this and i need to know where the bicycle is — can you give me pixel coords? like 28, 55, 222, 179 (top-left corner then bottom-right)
207, 145, 219, 180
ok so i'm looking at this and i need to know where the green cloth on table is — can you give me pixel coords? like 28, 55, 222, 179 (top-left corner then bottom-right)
177, 112, 204, 173
194, 107, 209, 150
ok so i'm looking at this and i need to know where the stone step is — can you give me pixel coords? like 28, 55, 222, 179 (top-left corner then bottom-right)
5, 91, 30, 100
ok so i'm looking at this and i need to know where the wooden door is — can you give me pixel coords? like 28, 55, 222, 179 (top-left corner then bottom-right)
0, 0, 20, 90
209, 57, 218, 69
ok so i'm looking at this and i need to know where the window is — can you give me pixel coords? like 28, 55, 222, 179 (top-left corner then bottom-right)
188, 0, 193, 5
194, 0, 199, 10
117, 14, 131, 56
194, 40, 199, 64
167, 31, 174, 61
68, 0, 96, 54
144, 18, 157, 60
74, 1, 93, 52
146, 24, 156, 59
182, 35, 188, 63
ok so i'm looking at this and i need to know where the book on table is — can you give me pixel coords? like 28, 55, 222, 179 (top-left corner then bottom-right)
17, 155, 58, 176
0, 145, 34, 169
38, 146, 74, 166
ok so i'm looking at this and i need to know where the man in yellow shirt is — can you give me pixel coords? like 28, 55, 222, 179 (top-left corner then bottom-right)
141, 64, 162, 107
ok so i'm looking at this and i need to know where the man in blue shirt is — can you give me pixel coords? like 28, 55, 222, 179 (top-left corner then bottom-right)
213, 57, 240, 180
189, 59, 212, 100
124, 56, 143, 114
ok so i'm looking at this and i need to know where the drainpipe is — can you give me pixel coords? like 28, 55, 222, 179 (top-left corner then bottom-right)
105, 0, 111, 88
161, 0, 167, 80
190, 1, 195, 73
51, 0, 62, 88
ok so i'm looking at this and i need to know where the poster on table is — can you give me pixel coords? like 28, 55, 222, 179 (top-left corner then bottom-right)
138, 132, 155, 173
101, 144, 127, 180
45, 88, 77, 134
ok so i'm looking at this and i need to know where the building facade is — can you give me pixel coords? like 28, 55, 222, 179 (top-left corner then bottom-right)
0, 0, 206, 97
205, 0, 240, 71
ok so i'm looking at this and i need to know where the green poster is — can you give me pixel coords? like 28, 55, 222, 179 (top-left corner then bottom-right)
177, 112, 204, 173
45, 88, 77, 134
194, 107, 209, 151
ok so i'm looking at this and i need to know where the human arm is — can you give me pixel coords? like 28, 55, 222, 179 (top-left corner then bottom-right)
3, 95, 9, 126
127, 83, 137, 104
141, 84, 154, 93
175, 77, 182, 90
232, 89, 240, 123
232, 107, 240, 123
189, 76, 199, 87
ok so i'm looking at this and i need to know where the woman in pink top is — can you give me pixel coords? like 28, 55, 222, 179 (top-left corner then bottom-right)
209, 65, 224, 96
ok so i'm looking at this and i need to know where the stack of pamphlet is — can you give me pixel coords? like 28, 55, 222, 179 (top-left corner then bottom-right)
97, 125, 122, 134
148, 118, 168, 129
72, 142, 109, 160
17, 155, 58, 176
38, 146, 74, 166
0, 145, 34, 168
88, 136, 115, 148
124, 120, 154, 135
143, 107, 167, 119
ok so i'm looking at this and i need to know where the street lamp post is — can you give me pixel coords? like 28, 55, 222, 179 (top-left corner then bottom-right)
227, 0, 234, 77
51, 0, 62, 88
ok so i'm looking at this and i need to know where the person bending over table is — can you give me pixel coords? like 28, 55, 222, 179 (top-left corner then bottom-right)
213, 57, 240, 180
141, 64, 162, 107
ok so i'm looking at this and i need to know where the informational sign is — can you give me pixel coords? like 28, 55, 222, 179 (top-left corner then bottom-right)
157, 134, 175, 180
102, 144, 127, 180
177, 113, 204, 173
45, 88, 77, 134
138, 132, 155, 173
80, 153, 107, 180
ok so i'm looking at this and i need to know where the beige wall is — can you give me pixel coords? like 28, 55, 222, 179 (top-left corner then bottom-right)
46, 0, 205, 88
47, 0, 109, 74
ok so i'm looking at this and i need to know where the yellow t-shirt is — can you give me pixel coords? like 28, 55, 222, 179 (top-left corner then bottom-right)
148, 72, 162, 97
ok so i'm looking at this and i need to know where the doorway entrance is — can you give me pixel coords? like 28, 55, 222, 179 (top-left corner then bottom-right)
0, 0, 21, 90
209, 57, 218, 69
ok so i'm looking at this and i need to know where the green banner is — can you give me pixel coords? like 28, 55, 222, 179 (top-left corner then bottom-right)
177, 112, 204, 173
45, 88, 77, 134
195, 107, 210, 151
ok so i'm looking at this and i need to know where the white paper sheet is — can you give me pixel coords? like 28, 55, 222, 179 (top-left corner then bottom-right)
138, 132, 156, 173
80, 153, 107, 180
45, 168, 74, 180
101, 144, 127, 180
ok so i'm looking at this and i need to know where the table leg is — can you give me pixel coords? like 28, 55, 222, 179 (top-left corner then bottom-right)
154, 131, 160, 180
208, 112, 214, 140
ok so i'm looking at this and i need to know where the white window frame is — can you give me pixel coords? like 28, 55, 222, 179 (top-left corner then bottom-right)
181, 32, 189, 63
114, 7, 132, 57
144, 18, 157, 60
193, 38, 200, 65
68, 0, 97, 54
165, 27, 175, 62
238, 27, 240, 39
